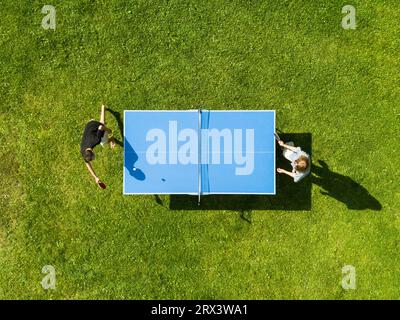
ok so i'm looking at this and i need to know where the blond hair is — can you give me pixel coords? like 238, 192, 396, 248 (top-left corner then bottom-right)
294, 155, 309, 172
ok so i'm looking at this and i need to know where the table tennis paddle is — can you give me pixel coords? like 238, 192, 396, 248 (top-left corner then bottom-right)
97, 181, 107, 189
274, 132, 282, 142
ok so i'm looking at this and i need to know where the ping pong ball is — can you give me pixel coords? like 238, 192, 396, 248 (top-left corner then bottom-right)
133, 167, 137, 171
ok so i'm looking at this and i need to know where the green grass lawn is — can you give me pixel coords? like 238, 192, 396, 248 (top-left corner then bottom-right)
1, 0, 399, 299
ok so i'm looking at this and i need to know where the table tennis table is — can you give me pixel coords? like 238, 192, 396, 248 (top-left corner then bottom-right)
123, 110, 276, 201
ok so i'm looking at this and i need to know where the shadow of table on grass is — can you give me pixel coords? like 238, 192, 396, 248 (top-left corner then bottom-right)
169, 133, 312, 211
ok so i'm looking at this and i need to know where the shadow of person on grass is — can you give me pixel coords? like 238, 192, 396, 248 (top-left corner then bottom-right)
311, 160, 382, 210
107, 108, 145, 181
107, 108, 124, 147
124, 138, 146, 181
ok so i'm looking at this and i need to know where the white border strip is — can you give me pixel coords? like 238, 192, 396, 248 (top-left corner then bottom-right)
273, 109, 276, 195
124, 110, 198, 113
124, 193, 274, 195
198, 109, 202, 204
123, 110, 127, 195
124, 110, 275, 113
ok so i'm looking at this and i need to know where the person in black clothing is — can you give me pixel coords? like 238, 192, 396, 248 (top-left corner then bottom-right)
80, 105, 115, 188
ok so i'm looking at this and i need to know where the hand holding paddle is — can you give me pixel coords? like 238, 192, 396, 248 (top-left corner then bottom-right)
274, 132, 282, 142
95, 177, 107, 189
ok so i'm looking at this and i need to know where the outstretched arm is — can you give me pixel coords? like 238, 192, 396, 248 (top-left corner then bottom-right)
277, 168, 295, 178
85, 162, 102, 186
98, 104, 112, 133
278, 140, 298, 152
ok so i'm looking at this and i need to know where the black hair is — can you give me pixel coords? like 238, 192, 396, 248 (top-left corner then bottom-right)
83, 149, 94, 163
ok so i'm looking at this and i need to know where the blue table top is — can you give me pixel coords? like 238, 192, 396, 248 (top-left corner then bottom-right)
123, 110, 275, 195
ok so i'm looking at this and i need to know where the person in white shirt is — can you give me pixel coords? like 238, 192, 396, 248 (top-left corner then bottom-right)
276, 139, 310, 182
